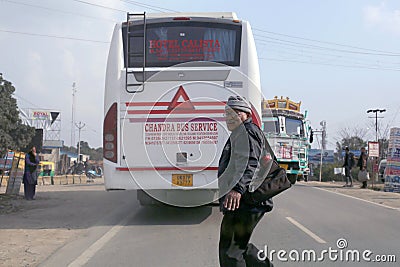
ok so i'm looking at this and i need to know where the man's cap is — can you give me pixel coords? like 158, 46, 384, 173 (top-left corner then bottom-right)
226, 96, 252, 114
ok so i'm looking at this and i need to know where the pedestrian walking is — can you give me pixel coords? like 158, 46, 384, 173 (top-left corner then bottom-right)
357, 147, 369, 188
23, 146, 40, 200
342, 146, 355, 187
218, 96, 274, 267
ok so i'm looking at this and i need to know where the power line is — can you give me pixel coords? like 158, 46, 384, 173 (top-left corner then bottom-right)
120, 0, 178, 13
70, 0, 127, 13
3, 0, 118, 22
2, 0, 400, 71
256, 41, 400, 68
13, 93, 41, 109
253, 27, 400, 55
0, 29, 110, 43
254, 34, 400, 57
259, 57, 400, 72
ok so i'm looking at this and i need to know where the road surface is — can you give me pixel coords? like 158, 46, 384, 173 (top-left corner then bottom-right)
28, 182, 399, 267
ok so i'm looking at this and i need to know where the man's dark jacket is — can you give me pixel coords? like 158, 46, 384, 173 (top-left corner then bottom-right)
218, 118, 273, 213
343, 152, 355, 169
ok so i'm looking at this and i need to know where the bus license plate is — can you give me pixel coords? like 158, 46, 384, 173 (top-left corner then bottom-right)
172, 174, 193, 187
280, 164, 288, 170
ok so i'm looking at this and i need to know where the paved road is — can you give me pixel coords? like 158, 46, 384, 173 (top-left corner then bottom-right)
37, 183, 400, 267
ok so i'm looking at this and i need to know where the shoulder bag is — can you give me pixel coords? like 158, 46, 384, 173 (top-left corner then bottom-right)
358, 169, 370, 182
243, 134, 295, 205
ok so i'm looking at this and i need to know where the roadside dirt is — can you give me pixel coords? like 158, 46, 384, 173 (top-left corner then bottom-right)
0, 180, 105, 267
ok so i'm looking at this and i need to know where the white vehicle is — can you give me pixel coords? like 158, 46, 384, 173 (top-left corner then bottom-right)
103, 12, 262, 206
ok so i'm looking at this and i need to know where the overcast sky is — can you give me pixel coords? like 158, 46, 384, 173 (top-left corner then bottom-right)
1, 0, 400, 149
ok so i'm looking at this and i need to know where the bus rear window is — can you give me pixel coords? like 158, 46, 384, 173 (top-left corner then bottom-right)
123, 22, 241, 67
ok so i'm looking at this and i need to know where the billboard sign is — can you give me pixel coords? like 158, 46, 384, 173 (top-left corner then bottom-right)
32, 110, 51, 120
384, 127, 400, 192
309, 149, 334, 163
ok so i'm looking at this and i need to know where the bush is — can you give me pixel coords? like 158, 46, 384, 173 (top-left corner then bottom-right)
311, 162, 366, 182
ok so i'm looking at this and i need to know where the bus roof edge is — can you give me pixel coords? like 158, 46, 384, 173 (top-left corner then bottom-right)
128, 12, 238, 20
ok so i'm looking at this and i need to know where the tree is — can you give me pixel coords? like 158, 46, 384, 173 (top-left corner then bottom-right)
0, 74, 35, 156
61, 141, 103, 161
334, 126, 367, 162
336, 126, 368, 150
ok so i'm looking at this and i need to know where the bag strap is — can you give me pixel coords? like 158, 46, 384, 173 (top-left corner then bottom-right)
260, 132, 278, 162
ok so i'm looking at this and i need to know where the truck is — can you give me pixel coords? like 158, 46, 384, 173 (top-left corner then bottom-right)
262, 96, 313, 181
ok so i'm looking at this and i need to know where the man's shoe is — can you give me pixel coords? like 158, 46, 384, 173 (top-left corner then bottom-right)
343, 184, 348, 187
348, 184, 353, 187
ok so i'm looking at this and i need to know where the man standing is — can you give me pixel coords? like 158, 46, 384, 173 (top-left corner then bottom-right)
23, 146, 40, 200
343, 146, 354, 187
357, 147, 368, 188
218, 96, 273, 267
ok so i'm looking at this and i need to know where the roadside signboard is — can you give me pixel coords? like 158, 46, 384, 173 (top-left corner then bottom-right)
309, 149, 334, 163
5, 152, 25, 195
368, 141, 380, 158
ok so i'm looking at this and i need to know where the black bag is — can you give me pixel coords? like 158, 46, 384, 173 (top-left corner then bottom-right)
243, 134, 294, 205
28, 170, 38, 185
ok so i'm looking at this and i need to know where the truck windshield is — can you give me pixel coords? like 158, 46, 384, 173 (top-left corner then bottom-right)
263, 117, 279, 134
286, 118, 304, 137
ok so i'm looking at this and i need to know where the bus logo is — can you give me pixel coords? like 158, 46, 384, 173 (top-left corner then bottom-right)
168, 86, 195, 110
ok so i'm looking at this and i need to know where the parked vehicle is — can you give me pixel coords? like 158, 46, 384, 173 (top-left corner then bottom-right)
38, 161, 55, 177
86, 166, 103, 179
103, 12, 263, 206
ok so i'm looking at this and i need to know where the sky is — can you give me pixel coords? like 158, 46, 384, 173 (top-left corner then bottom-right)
1, 0, 400, 150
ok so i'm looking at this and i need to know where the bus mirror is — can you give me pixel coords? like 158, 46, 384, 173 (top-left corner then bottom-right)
310, 130, 314, 143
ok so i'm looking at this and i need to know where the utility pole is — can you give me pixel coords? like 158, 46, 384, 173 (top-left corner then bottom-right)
319, 121, 326, 182
71, 82, 77, 148
367, 109, 386, 185
367, 109, 386, 142
75, 121, 85, 162
313, 121, 327, 182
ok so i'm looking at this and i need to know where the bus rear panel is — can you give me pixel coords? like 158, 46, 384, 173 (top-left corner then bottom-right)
103, 13, 262, 206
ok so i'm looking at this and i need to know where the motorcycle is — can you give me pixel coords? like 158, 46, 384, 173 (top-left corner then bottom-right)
86, 166, 103, 179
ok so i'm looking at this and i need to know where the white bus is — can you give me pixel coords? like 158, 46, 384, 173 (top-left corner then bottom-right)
103, 12, 262, 206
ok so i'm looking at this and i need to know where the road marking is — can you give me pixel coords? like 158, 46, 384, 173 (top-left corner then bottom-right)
286, 217, 326, 244
68, 213, 132, 267
312, 186, 400, 211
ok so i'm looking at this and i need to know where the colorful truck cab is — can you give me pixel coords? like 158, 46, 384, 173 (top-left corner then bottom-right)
262, 96, 312, 181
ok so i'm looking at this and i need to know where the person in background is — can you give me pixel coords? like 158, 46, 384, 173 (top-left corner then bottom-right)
342, 146, 355, 187
358, 147, 368, 188
23, 146, 40, 200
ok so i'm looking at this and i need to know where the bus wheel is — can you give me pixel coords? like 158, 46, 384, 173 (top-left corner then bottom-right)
137, 190, 162, 206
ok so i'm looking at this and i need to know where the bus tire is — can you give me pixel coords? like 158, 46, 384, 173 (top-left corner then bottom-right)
137, 190, 162, 206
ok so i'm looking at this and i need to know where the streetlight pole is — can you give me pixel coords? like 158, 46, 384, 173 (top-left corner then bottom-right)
71, 82, 77, 147
75, 121, 85, 162
319, 121, 326, 182
367, 109, 386, 186
367, 109, 386, 142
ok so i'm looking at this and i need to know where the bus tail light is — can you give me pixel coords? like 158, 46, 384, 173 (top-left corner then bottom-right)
103, 102, 117, 163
